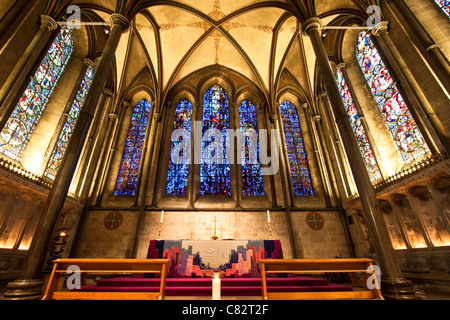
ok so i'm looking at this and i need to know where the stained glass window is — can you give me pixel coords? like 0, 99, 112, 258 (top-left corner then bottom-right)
200, 85, 231, 196
114, 99, 152, 196
280, 101, 314, 196
0, 26, 73, 161
166, 99, 193, 196
435, 0, 450, 18
239, 100, 264, 196
355, 31, 429, 164
336, 69, 382, 182
44, 65, 94, 180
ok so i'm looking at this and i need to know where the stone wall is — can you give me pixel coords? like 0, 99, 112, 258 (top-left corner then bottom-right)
73, 209, 352, 262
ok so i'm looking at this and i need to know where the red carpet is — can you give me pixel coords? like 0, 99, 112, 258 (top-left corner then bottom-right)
77, 276, 353, 296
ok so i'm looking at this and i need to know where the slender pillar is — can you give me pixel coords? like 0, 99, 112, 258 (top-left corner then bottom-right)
371, 21, 450, 156
303, 17, 416, 299
132, 111, 161, 258
2, 14, 129, 300
389, 0, 450, 91
271, 113, 298, 258
77, 88, 114, 199
0, 15, 58, 129
302, 103, 332, 207
318, 92, 354, 197
91, 100, 127, 206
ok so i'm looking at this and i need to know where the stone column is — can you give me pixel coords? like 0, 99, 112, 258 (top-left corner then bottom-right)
371, 21, 449, 156
0, 15, 58, 130
302, 103, 332, 207
77, 88, 114, 199
132, 111, 161, 258
38, 58, 94, 177
91, 100, 128, 206
389, 0, 450, 91
0, 0, 39, 50
2, 14, 129, 300
303, 17, 416, 299
271, 113, 298, 258
317, 92, 354, 197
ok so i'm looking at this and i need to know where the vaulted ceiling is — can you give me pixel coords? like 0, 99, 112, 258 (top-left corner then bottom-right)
60, 0, 376, 112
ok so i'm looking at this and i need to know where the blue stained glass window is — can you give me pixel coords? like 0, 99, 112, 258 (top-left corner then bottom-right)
239, 100, 264, 196
356, 31, 429, 164
200, 85, 231, 196
336, 69, 382, 182
166, 99, 193, 196
280, 101, 314, 196
0, 27, 73, 161
114, 99, 152, 196
44, 65, 94, 180
435, 0, 450, 18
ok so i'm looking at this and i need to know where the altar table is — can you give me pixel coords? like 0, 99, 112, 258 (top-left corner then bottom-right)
147, 240, 283, 278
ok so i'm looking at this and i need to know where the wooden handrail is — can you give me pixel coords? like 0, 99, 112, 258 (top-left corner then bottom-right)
259, 258, 383, 300
42, 259, 169, 300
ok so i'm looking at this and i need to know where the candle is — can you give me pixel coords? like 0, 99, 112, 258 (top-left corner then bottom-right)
160, 211, 164, 224
267, 210, 271, 223
212, 273, 221, 300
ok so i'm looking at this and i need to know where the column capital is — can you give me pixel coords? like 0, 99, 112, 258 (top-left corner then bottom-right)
371, 21, 390, 37
39, 15, 58, 31
302, 17, 322, 36
318, 91, 328, 100
103, 88, 114, 97
153, 112, 162, 122
336, 63, 346, 71
270, 114, 279, 123
301, 103, 309, 110
109, 14, 129, 32
83, 58, 94, 67
313, 115, 322, 123
122, 101, 130, 109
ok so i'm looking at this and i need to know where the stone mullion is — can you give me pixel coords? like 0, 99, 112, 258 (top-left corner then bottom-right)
76, 88, 114, 200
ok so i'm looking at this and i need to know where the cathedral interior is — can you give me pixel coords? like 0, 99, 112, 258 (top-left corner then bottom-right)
0, 0, 449, 300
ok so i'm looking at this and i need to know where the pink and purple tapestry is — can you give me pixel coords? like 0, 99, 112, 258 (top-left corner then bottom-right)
147, 240, 283, 278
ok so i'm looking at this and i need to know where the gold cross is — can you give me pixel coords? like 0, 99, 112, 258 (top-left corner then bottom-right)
212, 216, 219, 240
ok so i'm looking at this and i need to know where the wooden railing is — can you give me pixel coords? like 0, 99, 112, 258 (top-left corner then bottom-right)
259, 258, 383, 300
42, 259, 169, 300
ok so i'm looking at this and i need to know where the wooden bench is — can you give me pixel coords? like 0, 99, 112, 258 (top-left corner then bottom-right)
42, 259, 169, 300
259, 258, 383, 300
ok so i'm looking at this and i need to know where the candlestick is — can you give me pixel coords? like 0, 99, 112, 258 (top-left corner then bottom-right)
268, 222, 273, 240
160, 210, 164, 223
267, 210, 271, 223
212, 272, 221, 300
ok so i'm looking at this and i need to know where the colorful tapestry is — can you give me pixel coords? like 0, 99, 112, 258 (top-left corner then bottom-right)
147, 240, 283, 278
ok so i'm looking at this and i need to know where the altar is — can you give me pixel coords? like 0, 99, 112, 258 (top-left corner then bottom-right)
147, 240, 283, 278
